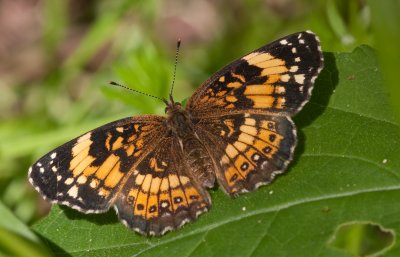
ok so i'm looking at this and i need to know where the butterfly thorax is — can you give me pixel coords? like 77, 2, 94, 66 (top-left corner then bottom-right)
165, 99, 216, 188
165, 101, 192, 138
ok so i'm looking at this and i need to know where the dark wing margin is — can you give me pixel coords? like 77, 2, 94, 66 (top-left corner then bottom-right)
187, 31, 324, 116
28, 115, 166, 213
115, 137, 211, 236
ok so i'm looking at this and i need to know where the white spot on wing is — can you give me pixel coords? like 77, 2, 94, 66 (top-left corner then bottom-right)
281, 74, 290, 82
67, 185, 79, 198
51, 152, 57, 159
280, 39, 288, 45
77, 176, 87, 184
65, 178, 74, 185
294, 74, 305, 84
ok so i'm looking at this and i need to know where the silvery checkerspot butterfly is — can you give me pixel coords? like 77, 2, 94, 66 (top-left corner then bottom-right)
29, 31, 324, 236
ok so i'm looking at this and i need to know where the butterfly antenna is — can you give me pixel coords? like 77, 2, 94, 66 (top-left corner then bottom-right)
109, 81, 168, 104
169, 39, 181, 99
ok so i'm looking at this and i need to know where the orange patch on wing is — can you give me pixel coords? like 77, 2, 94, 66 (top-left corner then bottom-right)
105, 133, 112, 150
258, 128, 283, 147
275, 97, 286, 109
159, 191, 172, 212
95, 154, 119, 180
223, 119, 235, 137
141, 125, 153, 131
216, 90, 227, 97
185, 187, 200, 203
83, 166, 98, 177
135, 191, 148, 216
227, 81, 242, 89
150, 158, 165, 172
171, 188, 188, 210
260, 121, 277, 132
275, 86, 286, 94
146, 194, 159, 218
141, 174, 153, 192
199, 96, 210, 104
226, 95, 238, 102
266, 74, 281, 83
104, 162, 124, 188
231, 72, 245, 82
244, 148, 258, 163
111, 137, 124, 150
128, 134, 137, 142
255, 58, 285, 69
234, 154, 254, 174
244, 52, 274, 65
244, 85, 274, 95
72, 155, 95, 177
247, 95, 274, 108
72, 136, 92, 157
261, 66, 288, 76
126, 144, 135, 156
225, 166, 242, 187
149, 177, 162, 194
133, 149, 142, 157
136, 139, 144, 149
70, 146, 90, 170
238, 132, 255, 145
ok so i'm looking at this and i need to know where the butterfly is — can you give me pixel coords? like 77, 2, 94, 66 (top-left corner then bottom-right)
28, 31, 324, 236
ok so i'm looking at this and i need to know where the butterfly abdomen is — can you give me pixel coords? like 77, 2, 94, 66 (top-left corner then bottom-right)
182, 136, 215, 188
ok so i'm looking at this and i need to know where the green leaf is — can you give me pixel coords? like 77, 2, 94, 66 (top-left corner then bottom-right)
0, 202, 52, 257
32, 45, 400, 257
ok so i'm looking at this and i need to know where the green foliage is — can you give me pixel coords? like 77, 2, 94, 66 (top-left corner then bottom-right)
0, 202, 52, 257
30, 46, 400, 256
329, 222, 394, 257
1, 1, 399, 256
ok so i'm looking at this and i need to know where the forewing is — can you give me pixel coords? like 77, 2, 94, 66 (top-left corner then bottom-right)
115, 137, 211, 236
28, 115, 166, 213
187, 31, 323, 116
194, 113, 296, 195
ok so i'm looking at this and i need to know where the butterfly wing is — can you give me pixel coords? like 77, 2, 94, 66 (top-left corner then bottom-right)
194, 113, 295, 195
115, 136, 211, 236
187, 31, 323, 116
187, 31, 323, 195
28, 115, 166, 213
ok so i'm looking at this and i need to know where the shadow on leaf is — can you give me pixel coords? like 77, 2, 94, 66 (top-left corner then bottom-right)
292, 52, 339, 167
61, 206, 119, 226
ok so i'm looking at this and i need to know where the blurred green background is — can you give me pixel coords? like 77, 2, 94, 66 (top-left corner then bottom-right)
0, 0, 399, 256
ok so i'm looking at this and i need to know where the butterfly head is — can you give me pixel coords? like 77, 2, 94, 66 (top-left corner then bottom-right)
164, 94, 182, 115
